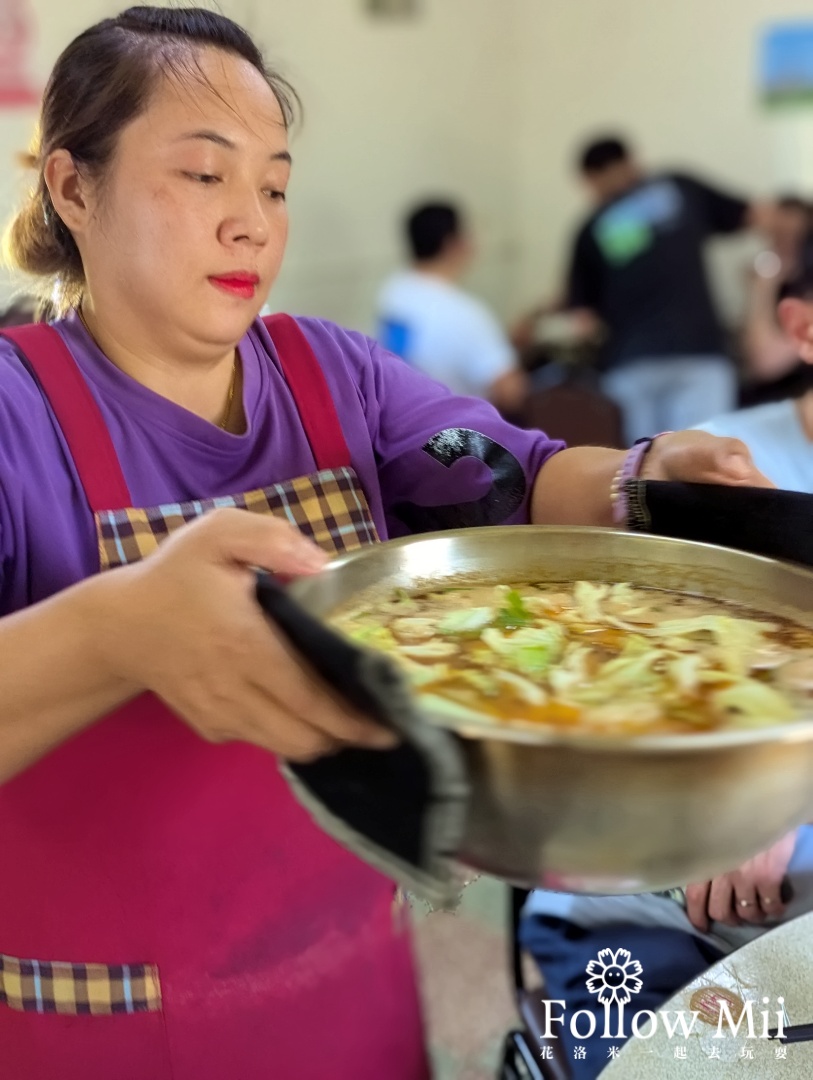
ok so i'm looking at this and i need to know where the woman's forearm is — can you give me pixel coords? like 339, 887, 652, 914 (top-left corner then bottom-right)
531, 446, 624, 527
0, 573, 139, 785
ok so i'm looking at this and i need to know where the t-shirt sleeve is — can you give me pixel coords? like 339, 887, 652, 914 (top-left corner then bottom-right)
361, 339, 565, 538
566, 225, 603, 311
675, 173, 749, 236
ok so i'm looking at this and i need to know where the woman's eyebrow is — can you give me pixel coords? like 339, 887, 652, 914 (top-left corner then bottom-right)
175, 130, 292, 163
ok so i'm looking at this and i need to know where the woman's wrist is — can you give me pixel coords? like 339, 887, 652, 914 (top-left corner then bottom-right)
610, 433, 672, 527
78, 567, 148, 696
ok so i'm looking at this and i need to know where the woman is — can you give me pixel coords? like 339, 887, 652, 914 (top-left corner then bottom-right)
0, 8, 769, 1079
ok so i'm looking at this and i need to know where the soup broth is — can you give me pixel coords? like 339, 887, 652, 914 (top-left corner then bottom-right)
332, 582, 813, 735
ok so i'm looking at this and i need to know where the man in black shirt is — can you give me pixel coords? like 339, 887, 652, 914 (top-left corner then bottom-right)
564, 136, 764, 443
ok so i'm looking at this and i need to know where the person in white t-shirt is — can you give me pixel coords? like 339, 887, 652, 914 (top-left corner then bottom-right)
695, 378, 813, 493
376, 202, 527, 413
695, 241, 813, 493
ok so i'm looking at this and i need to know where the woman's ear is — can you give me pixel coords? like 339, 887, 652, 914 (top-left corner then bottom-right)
778, 297, 813, 363
43, 149, 92, 235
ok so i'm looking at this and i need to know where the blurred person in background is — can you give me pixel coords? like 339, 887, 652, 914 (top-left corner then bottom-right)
740, 195, 812, 406
698, 367, 813, 493
519, 136, 773, 444
698, 232, 813, 493
376, 201, 528, 415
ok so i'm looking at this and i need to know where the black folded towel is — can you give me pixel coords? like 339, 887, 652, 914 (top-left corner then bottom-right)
255, 574, 470, 907
626, 479, 813, 569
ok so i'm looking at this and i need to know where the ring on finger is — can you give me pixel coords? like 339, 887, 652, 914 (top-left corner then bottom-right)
739, 899, 756, 908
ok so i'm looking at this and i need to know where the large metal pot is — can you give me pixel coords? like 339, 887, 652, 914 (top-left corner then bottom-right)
289, 526, 813, 894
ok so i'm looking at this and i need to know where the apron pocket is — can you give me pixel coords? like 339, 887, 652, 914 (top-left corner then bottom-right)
0, 952, 161, 1015
0, 952, 171, 1080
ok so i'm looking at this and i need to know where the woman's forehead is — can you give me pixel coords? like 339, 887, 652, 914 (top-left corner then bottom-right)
134, 49, 287, 150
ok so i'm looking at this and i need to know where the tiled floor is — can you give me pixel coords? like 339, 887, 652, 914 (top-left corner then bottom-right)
411, 876, 523, 1080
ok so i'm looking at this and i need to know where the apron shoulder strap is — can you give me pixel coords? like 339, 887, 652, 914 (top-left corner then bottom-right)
263, 314, 351, 471
0, 316, 350, 512
0, 323, 132, 512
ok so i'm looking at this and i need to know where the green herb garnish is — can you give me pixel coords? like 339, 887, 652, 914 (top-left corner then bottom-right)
496, 589, 534, 629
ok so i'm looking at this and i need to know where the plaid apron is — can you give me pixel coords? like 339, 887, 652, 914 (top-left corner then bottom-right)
0, 317, 429, 1080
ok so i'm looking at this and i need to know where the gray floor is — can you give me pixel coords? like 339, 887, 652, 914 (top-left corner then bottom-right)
411, 875, 525, 1080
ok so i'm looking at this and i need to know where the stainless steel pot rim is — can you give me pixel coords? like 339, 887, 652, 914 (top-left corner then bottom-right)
320, 524, 813, 580
445, 715, 813, 753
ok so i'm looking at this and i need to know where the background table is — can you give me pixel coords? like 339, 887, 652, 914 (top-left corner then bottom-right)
600, 912, 813, 1077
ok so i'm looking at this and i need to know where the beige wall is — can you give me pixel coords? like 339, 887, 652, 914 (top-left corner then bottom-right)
254, 0, 522, 329
0, 0, 523, 330
3, 1, 813, 331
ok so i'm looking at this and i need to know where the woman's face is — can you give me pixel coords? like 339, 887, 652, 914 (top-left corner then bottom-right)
66, 49, 291, 353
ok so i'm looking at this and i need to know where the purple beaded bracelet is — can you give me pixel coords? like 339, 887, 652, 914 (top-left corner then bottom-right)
610, 433, 672, 526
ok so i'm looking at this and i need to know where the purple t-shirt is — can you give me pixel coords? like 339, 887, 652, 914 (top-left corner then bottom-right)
0, 314, 563, 614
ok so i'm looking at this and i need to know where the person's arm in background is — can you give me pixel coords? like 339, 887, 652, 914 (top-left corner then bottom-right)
742, 263, 800, 382
682, 180, 799, 381
677, 172, 777, 242
696, 181, 803, 381
681, 175, 788, 384
746, 201, 781, 236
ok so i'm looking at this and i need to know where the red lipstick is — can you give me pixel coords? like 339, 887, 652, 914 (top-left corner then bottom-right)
209, 272, 260, 300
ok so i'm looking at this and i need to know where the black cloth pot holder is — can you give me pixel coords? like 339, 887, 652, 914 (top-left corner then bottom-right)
255, 574, 470, 908
626, 479, 813, 568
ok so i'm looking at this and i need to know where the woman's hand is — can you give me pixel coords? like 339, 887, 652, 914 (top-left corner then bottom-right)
641, 430, 775, 489
532, 430, 774, 528
99, 508, 396, 761
685, 830, 797, 933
